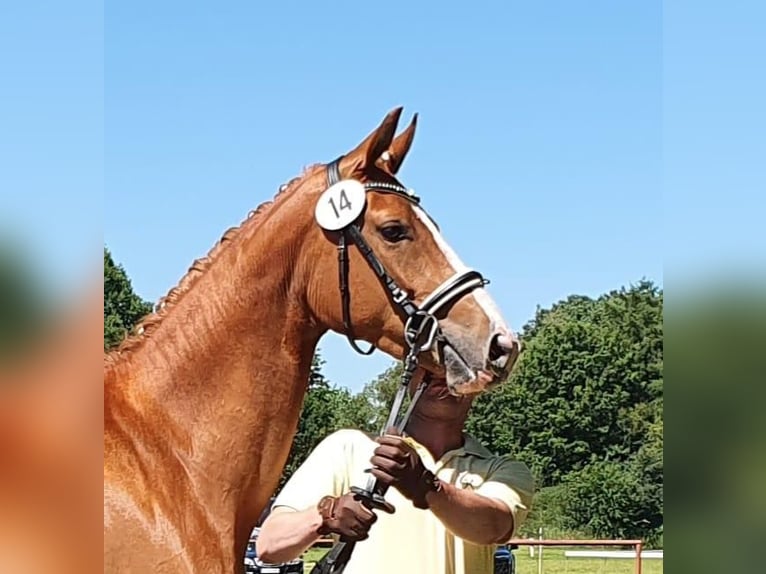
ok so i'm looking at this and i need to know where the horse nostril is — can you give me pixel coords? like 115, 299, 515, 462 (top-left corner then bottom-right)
489, 333, 519, 363
489, 335, 506, 361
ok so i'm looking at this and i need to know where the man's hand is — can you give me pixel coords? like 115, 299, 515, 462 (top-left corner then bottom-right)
369, 429, 441, 509
316, 493, 378, 541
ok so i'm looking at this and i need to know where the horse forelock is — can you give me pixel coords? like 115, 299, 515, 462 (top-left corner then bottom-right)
104, 164, 324, 369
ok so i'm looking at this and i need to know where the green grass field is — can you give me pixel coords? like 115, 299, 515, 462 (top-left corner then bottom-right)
513, 548, 662, 574
301, 546, 663, 573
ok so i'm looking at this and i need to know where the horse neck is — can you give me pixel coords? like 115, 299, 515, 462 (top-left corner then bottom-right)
107, 188, 325, 538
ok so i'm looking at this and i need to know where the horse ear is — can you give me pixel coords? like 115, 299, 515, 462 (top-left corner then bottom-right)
377, 113, 418, 175
344, 107, 403, 174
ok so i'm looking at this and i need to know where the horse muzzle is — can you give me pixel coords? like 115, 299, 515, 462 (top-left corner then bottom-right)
433, 327, 520, 395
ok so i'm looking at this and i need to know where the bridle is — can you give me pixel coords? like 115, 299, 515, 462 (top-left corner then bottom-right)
330, 157, 485, 352
310, 157, 489, 574
326, 156, 488, 427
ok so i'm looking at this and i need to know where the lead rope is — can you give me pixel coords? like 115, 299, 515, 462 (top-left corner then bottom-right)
310, 339, 431, 574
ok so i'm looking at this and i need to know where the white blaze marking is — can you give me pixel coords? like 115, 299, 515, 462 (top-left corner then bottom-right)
412, 206, 507, 332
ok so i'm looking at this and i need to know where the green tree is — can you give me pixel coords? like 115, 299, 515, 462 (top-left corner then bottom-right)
558, 456, 663, 545
466, 280, 663, 543
357, 362, 408, 432
467, 280, 663, 487
104, 247, 153, 351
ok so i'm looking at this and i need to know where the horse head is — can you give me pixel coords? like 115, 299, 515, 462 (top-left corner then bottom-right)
301, 107, 519, 395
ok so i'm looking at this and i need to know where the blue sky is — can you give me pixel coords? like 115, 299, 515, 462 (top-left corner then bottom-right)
3, 2, 762, 393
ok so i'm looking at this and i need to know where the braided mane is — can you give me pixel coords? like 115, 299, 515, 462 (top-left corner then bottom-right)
104, 165, 322, 367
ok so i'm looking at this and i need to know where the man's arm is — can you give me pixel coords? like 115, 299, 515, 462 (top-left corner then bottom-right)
257, 494, 380, 564
370, 435, 533, 546
256, 506, 324, 564
425, 458, 535, 545
425, 482, 514, 545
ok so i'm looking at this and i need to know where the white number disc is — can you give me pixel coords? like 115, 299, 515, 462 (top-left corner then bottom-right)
314, 179, 367, 231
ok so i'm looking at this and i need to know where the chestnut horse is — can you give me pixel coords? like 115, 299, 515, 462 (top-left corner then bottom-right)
104, 108, 520, 573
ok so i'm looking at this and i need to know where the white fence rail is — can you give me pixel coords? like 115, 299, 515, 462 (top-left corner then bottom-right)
564, 550, 663, 560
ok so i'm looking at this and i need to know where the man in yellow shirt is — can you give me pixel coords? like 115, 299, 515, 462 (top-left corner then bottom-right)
256, 369, 535, 574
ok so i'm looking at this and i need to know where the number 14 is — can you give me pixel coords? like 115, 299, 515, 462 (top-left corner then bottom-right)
328, 189, 352, 218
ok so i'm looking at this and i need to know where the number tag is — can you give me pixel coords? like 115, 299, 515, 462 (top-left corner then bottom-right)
314, 180, 367, 231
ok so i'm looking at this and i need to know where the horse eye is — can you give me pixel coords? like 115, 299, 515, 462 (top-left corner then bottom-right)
379, 224, 409, 243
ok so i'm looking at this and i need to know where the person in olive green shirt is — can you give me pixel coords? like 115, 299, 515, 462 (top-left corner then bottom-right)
256, 368, 535, 574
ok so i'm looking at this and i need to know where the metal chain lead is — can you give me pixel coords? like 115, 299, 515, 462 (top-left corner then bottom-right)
310, 342, 431, 574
